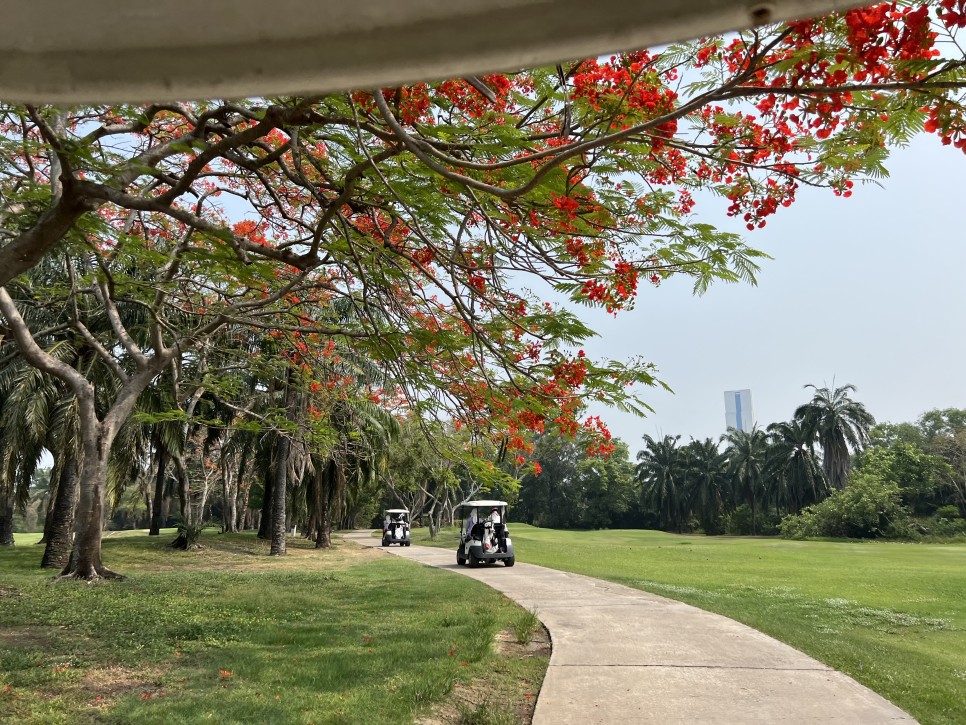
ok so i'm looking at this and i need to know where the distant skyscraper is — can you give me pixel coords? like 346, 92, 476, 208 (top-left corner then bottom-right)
724, 389, 754, 432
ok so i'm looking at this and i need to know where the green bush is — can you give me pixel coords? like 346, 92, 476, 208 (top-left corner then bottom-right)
935, 505, 962, 521
926, 506, 966, 538
777, 508, 819, 539
854, 442, 952, 516
725, 504, 780, 536
779, 470, 910, 539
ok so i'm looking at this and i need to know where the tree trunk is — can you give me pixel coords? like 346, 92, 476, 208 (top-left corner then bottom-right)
149, 444, 170, 536
221, 456, 237, 533
427, 498, 440, 539
168, 455, 194, 549
174, 454, 190, 519
41, 452, 79, 568
331, 460, 348, 535
257, 469, 273, 539
62, 423, 122, 579
270, 370, 298, 556
270, 434, 291, 556
318, 459, 338, 548
38, 462, 61, 545
0, 486, 14, 546
311, 462, 327, 548
304, 469, 318, 541
237, 484, 250, 531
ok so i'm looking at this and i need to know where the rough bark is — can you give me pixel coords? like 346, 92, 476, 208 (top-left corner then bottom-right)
237, 484, 251, 531
318, 458, 347, 547
41, 452, 78, 568
38, 468, 59, 545
0, 487, 14, 546
62, 422, 123, 579
221, 455, 237, 533
270, 434, 291, 556
174, 454, 189, 519
257, 468, 273, 539
0, 189, 93, 287
317, 460, 335, 549
234, 450, 250, 531
311, 462, 327, 548
149, 443, 170, 536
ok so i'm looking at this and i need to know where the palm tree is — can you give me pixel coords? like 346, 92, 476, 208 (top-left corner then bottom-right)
766, 419, 828, 514
794, 383, 875, 489
681, 438, 731, 533
0, 331, 82, 560
636, 434, 686, 531
722, 426, 769, 534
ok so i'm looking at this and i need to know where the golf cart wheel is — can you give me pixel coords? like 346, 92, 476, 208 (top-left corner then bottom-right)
468, 552, 480, 568
504, 556, 515, 567
381, 537, 389, 547
457, 551, 466, 566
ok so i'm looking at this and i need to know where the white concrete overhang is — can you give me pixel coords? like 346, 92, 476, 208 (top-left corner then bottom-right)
2, 0, 867, 103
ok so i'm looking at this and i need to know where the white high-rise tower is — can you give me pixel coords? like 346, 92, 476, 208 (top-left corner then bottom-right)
724, 389, 754, 432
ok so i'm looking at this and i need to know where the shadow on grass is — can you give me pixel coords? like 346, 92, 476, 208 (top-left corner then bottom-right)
0, 530, 541, 725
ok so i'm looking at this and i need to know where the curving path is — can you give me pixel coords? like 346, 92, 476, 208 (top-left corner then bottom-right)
341, 531, 915, 724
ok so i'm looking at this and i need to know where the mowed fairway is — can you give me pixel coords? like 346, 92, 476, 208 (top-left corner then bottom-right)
419, 525, 966, 725
0, 531, 546, 725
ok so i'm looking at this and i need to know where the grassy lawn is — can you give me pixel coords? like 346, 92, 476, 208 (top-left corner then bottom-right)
0, 530, 546, 725
417, 525, 966, 725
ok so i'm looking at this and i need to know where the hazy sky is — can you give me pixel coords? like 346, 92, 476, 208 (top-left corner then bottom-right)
576, 134, 966, 452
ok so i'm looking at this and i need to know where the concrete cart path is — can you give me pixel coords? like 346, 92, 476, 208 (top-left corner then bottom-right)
341, 531, 915, 724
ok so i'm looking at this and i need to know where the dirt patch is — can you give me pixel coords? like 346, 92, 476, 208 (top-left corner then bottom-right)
0, 625, 55, 650
494, 625, 551, 660
0, 585, 19, 599
417, 624, 550, 725
0, 630, 168, 710
81, 664, 168, 699
121, 534, 382, 574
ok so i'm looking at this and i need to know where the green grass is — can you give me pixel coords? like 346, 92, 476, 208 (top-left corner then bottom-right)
510, 609, 540, 646
0, 530, 545, 724
417, 524, 966, 725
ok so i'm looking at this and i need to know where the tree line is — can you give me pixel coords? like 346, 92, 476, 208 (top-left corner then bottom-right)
514, 387, 966, 539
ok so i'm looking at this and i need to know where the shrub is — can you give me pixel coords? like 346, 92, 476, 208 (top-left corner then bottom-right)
725, 504, 780, 536
935, 505, 962, 521
779, 470, 910, 539
927, 506, 966, 538
778, 509, 820, 539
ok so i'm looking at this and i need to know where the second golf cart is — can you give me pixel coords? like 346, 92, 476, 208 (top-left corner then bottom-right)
456, 500, 515, 567
381, 508, 411, 546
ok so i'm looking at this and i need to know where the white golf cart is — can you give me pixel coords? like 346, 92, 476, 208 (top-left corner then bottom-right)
381, 508, 411, 547
456, 500, 515, 567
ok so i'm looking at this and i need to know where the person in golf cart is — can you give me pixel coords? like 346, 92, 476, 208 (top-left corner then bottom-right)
456, 500, 514, 567
381, 508, 411, 547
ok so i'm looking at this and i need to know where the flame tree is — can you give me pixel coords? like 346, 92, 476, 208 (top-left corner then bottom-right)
2, 2, 966, 577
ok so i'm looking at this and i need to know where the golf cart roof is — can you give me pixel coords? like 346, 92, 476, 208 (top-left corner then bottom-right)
384, 508, 409, 514
0, 1, 863, 104
462, 500, 508, 508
